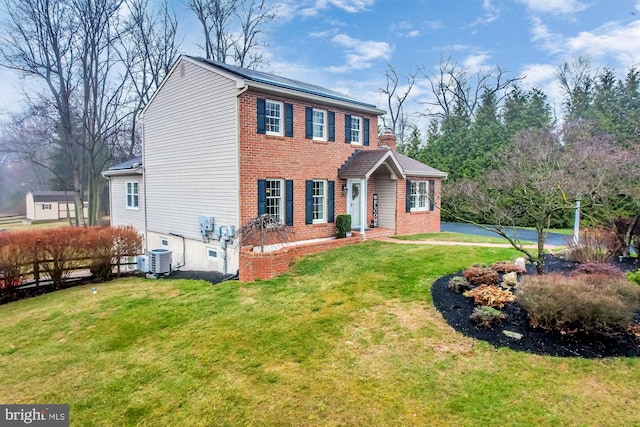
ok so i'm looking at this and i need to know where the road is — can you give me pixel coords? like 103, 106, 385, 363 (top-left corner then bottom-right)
440, 222, 569, 247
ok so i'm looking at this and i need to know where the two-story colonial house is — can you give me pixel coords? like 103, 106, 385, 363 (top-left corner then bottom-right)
104, 55, 446, 280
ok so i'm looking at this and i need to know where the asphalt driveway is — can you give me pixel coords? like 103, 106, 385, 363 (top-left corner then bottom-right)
440, 222, 569, 247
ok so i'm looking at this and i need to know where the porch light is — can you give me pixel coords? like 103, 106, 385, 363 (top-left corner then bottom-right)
341, 183, 348, 194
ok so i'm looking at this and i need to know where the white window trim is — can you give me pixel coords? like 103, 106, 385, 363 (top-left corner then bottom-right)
312, 179, 327, 224
207, 247, 218, 260
266, 100, 284, 137
266, 178, 285, 224
126, 181, 139, 210
410, 181, 429, 212
312, 108, 327, 141
351, 116, 362, 145
42, 203, 52, 210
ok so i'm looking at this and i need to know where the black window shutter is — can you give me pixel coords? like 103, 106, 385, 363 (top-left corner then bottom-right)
258, 179, 267, 215
305, 180, 314, 224
405, 180, 412, 213
305, 107, 313, 139
363, 118, 370, 146
286, 180, 294, 225
344, 114, 352, 143
285, 103, 294, 137
328, 111, 335, 142
257, 98, 266, 134
429, 179, 435, 211
328, 181, 335, 223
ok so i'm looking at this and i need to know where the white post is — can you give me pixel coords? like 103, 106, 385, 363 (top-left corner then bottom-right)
360, 179, 367, 236
573, 198, 581, 245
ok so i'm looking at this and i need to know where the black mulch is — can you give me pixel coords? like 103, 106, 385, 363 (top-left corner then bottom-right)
163, 270, 236, 285
431, 255, 640, 358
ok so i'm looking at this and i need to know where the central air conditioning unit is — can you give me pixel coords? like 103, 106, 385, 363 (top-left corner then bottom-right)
149, 249, 172, 274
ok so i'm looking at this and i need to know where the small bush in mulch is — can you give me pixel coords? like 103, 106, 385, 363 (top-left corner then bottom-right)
470, 306, 506, 328
447, 276, 471, 293
491, 261, 526, 274
431, 255, 640, 358
463, 284, 515, 308
462, 266, 500, 287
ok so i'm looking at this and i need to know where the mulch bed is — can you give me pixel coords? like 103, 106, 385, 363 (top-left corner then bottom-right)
431, 255, 640, 358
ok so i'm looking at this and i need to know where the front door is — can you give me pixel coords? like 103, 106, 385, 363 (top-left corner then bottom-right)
349, 180, 362, 229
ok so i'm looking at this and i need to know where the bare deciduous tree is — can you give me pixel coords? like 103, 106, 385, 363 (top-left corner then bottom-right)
421, 55, 522, 119
0, 0, 129, 225
446, 128, 632, 274
186, 0, 276, 68
378, 62, 419, 143
120, 0, 181, 157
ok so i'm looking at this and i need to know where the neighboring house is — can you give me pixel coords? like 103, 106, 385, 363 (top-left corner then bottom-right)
25, 191, 88, 222
106, 55, 447, 277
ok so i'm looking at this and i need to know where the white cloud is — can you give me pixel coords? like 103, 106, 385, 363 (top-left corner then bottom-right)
325, 34, 393, 72
463, 53, 492, 73
565, 20, 640, 65
299, 0, 374, 17
390, 21, 420, 38
530, 16, 564, 55
517, 0, 588, 14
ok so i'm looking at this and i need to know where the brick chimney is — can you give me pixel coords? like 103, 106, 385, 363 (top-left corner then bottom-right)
379, 128, 397, 151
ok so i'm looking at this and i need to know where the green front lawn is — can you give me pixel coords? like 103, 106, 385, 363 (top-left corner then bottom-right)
1, 241, 638, 426
393, 231, 535, 245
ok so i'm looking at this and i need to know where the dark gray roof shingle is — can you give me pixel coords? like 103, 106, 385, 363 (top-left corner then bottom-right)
338, 149, 447, 179
187, 56, 381, 110
31, 191, 87, 203
108, 156, 142, 171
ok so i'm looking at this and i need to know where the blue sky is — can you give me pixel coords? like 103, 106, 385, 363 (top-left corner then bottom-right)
2, 0, 640, 126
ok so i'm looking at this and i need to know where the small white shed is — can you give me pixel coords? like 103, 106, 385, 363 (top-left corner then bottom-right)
25, 191, 88, 222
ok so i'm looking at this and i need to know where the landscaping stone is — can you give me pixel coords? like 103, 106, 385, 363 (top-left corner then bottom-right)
503, 330, 523, 340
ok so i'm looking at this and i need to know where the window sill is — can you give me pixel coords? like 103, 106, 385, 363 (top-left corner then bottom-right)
312, 140, 329, 145
409, 209, 430, 214
265, 134, 286, 140
126, 207, 140, 211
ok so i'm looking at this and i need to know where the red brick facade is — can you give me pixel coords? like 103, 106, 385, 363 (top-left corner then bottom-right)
238, 91, 381, 242
394, 176, 442, 235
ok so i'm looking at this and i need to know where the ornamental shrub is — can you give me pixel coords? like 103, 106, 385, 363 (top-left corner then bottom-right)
447, 276, 471, 293
516, 273, 640, 334
567, 227, 622, 263
462, 266, 500, 287
470, 306, 506, 328
627, 270, 640, 286
463, 285, 515, 308
491, 261, 526, 274
336, 214, 352, 238
569, 262, 624, 278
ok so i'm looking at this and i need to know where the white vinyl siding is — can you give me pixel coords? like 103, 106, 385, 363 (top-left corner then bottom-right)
375, 178, 396, 229
109, 175, 145, 232
143, 59, 240, 242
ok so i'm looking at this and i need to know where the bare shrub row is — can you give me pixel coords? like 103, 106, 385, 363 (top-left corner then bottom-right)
0, 226, 141, 295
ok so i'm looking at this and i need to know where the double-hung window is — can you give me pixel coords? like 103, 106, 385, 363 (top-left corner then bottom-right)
350, 116, 362, 145
265, 100, 283, 136
312, 109, 327, 140
126, 181, 139, 209
312, 180, 326, 223
265, 179, 284, 223
410, 181, 428, 211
